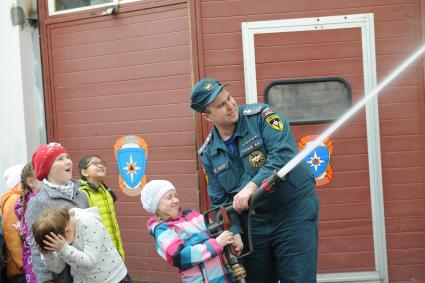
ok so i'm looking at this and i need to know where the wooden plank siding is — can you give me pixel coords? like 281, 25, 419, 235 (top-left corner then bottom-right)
195, 0, 425, 281
38, 2, 194, 282
36, 0, 425, 281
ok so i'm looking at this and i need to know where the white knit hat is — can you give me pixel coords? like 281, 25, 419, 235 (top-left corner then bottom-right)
3, 164, 24, 189
141, 180, 176, 214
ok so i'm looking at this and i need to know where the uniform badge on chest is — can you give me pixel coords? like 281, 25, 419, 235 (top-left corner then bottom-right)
248, 150, 265, 168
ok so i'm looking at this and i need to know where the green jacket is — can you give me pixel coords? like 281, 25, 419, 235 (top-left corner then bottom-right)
79, 180, 125, 260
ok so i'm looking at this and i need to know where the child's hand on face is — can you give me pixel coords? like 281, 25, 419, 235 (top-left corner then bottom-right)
216, 230, 234, 248
43, 232, 67, 252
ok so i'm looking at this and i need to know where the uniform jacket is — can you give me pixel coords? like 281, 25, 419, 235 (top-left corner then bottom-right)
199, 103, 316, 234
0, 186, 23, 278
79, 180, 125, 260
26, 180, 89, 283
41, 207, 127, 283
15, 192, 37, 283
148, 209, 233, 283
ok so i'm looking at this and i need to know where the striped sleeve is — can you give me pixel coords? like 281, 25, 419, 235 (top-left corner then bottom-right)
153, 222, 223, 269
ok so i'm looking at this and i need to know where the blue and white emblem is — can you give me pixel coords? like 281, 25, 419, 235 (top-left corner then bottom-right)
305, 146, 330, 178
298, 135, 333, 187
117, 148, 146, 188
114, 136, 148, 196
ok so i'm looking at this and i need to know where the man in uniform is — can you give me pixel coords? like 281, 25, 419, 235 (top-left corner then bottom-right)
190, 78, 319, 283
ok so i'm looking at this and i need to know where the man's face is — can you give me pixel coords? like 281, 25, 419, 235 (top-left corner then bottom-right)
203, 89, 239, 127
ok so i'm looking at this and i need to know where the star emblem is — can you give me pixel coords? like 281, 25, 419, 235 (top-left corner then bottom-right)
122, 154, 141, 183
307, 151, 325, 172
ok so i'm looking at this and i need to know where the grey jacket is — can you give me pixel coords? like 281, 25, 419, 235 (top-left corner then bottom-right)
26, 180, 89, 283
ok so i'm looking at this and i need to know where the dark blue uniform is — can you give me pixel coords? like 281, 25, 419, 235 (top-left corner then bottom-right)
199, 103, 319, 283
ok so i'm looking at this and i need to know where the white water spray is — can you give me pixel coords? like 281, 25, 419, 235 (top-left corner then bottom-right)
277, 43, 425, 179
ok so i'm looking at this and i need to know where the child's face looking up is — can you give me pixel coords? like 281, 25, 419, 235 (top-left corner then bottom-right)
48, 153, 73, 185
83, 157, 107, 180
157, 190, 180, 218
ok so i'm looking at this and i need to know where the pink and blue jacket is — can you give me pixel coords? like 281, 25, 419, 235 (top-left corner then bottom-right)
147, 209, 234, 283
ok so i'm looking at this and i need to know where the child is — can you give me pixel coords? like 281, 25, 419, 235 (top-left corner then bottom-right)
78, 155, 125, 260
1, 164, 25, 282
15, 163, 41, 283
141, 180, 235, 283
32, 206, 130, 283
26, 143, 89, 283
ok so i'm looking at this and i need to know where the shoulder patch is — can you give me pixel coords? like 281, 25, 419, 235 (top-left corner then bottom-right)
261, 107, 284, 131
243, 104, 264, 116
198, 132, 212, 155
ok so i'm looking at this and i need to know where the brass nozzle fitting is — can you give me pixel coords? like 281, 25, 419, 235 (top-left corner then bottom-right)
230, 263, 246, 280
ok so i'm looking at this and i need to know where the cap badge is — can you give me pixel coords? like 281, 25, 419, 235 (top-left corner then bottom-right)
204, 83, 213, 91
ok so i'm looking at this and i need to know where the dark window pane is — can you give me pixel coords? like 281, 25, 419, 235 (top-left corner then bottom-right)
54, 0, 112, 11
265, 78, 351, 124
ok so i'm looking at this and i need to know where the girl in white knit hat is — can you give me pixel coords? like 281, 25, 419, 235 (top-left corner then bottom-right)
141, 180, 236, 283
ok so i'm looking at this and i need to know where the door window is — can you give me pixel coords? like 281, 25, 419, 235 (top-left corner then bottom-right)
48, 0, 139, 15
264, 77, 351, 124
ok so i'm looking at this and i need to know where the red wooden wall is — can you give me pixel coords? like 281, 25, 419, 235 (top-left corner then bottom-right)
38, 1, 195, 281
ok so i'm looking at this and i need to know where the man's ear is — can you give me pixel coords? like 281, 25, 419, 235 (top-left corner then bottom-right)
202, 112, 213, 123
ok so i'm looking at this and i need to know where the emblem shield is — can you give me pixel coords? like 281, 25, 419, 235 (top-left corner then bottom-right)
116, 148, 146, 189
305, 146, 330, 178
298, 135, 333, 186
114, 136, 148, 196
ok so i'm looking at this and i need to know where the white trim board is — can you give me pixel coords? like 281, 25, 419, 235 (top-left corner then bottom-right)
241, 13, 388, 283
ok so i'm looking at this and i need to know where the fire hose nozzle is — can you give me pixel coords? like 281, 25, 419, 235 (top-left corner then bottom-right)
260, 169, 284, 193
229, 263, 247, 281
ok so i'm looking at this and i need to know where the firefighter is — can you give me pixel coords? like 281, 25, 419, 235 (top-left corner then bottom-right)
190, 78, 319, 283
